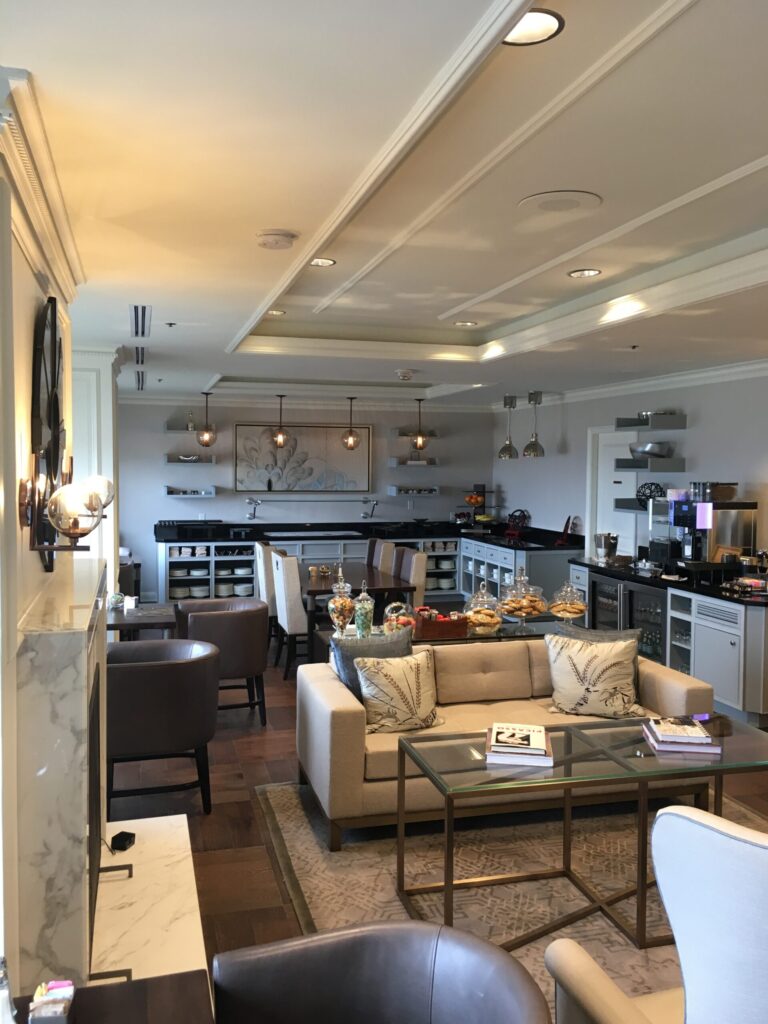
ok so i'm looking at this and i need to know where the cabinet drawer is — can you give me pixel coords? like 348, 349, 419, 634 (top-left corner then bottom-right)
492, 547, 515, 567
570, 566, 588, 588
470, 542, 487, 558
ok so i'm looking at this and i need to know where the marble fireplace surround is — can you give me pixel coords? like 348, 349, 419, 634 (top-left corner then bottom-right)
15, 557, 107, 992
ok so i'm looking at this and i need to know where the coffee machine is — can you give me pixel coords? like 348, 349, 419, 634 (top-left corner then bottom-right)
648, 499, 758, 564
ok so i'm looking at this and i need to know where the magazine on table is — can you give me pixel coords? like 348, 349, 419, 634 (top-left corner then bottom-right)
485, 728, 554, 767
647, 717, 712, 744
642, 724, 722, 757
488, 722, 548, 755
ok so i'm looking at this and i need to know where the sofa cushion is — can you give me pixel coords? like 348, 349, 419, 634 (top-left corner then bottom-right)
433, 642, 532, 704
546, 633, 640, 718
363, 697, 609, 781
330, 630, 413, 701
355, 649, 438, 733
527, 638, 554, 697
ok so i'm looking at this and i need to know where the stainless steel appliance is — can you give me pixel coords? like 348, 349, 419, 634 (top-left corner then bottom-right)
648, 499, 757, 562
588, 573, 666, 664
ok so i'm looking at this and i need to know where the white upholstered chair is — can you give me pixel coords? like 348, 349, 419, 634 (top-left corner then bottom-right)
373, 540, 396, 574
270, 549, 309, 678
400, 547, 427, 606
545, 804, 768, 1023
255, 541, 277, 622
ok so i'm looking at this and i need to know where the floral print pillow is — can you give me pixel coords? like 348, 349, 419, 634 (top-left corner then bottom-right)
545, 634, 640, 718
354, 649, 439, 733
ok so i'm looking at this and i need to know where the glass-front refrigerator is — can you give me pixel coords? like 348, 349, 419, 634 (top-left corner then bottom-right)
589, 577, 621, 630
587, 573, 666, 664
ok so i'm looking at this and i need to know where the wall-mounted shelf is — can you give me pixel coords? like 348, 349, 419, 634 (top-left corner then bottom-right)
165, 454, 217, 465
392, 428, 439, 439
386, 485, 440, 497
615, 457, 686, 472
164, 486, 217, 498
615, 413, 687, 431
614, 498, 648, 513
387, 456, 439, 467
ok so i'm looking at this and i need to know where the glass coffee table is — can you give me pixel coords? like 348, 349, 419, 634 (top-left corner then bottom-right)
396, 717, 768, 949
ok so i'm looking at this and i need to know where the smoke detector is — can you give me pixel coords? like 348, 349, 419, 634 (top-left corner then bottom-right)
396, 369, 415, 381
257, 229, 299, 250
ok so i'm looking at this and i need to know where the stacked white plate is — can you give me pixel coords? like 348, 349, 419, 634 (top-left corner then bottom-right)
169, 569, 186, 578
169, 586, 190, 599
437, 558, 454, 569
233, 566, 251, 576
425, 578, 438, 590
234, 583, 253, 596
215, 568, 232, 577
215, 583, 234, 597
190, 586, 209, 598
437, 577, 454, 589
190, 568, 208, 577
427, 558, 437, 570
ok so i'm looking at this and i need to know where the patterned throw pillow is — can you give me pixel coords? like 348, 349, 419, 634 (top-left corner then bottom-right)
354, 649, 438, 734
545, 633, 640, 718
330, 630, 413, 702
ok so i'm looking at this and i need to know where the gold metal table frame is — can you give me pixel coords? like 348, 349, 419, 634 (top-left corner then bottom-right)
395, 724, 763, 951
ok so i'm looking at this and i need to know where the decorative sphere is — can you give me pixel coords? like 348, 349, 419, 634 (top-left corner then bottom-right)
341, 428, 361, 451
272, 427, 290, 449
81, 474, 115, 508
47, 484, 103, 540
412, 433, 429, 451
197, 425, 217, 448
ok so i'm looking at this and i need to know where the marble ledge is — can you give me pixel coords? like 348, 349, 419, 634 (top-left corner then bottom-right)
18, 556, 106, 636
91, 815, 208, 982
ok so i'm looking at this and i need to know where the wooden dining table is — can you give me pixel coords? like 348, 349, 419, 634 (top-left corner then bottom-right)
300, 561, 416, 638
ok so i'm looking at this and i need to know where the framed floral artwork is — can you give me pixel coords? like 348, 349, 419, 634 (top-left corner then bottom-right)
234, 422, 372, 492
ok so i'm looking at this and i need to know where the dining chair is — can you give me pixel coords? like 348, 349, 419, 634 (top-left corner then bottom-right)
175, 597, 269, 721
271, 549, 309, 678
400, 547, 427, 606
106, 639, 219, 817
373, 539, 396, 574
545, 804, 768, 1023
213, 922, 550, 1024
254, 541, 278, 638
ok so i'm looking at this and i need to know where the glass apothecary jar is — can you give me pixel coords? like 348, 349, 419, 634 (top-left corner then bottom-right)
549, 581, 588, 622
499, 567, 548, 633
463, 580, 502, 635
328, 576, 355, 638
383, 601, 416, 634
354, 582, 375, 638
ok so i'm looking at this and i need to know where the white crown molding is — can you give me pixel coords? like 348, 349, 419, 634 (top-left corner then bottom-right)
310, 0, 700, 318
443, 150, 768, 321
236, 333, 478, 363
490, 357, 768, 411
478, 244, 768, 362
116, 392, 491, 414
0, 68, 84, 303
225, 0, 534, 355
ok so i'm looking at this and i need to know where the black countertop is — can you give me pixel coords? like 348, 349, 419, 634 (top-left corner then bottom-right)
570, 556, 768, 607
154, 519, 585, 550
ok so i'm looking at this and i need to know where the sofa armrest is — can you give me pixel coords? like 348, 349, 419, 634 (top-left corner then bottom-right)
296, 663, 366, 820
545, 939, 652, 1024
637, 657, 713, 716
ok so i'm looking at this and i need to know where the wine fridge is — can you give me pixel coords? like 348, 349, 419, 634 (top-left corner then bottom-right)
588, 574, 666, 664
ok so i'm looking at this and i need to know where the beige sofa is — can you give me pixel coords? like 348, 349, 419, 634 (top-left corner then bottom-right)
296, 639, 714, 849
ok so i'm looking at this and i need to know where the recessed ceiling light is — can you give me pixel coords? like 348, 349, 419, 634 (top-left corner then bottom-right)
472, 384, 484, 388
453, 320, 477, 327
310, 257, 336, 267
568, 268, 602, 279
266, 309, 286, 317
503, 8, 564, 46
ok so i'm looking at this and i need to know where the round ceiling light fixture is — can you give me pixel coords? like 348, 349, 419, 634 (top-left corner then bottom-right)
340, 397, 361, 451
310, 256, 336, 267
453, 320, 477, 328
518, 190, 602, 214
503, 8, 564, 45
266, 308, 286, 316
568, 268, 602, 279
257, 229, 299, 250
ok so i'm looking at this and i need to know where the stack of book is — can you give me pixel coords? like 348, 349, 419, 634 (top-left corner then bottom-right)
485, 722, 554, 767
643, 716, 723, 756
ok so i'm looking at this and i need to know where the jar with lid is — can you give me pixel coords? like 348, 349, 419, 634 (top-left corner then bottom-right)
463, 580, 501, 635
383, 601, 416, 634
354, 582, 375, 638
328, 574, 355, 638
499, 567, 548, 633
549, 580, 587, 634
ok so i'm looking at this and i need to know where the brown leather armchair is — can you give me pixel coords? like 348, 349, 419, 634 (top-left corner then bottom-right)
106, 639, 219, 818
175, 598, 269, 722
212, 922, 551, 1024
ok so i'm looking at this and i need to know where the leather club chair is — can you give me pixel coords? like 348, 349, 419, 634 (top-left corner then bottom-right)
212, 921, 551, 1024
175, 598, 269, 721
106, 639, 219, 818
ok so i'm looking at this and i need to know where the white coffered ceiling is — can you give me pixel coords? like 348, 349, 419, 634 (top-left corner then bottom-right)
3, 0, 768, 405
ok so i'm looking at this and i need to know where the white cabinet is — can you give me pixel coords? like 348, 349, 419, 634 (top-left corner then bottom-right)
460, 539, 571, 599
691, 596, 744, 711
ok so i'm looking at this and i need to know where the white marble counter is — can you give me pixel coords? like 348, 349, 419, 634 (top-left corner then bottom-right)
18, 556, 106, 635
91, 816, 208, 981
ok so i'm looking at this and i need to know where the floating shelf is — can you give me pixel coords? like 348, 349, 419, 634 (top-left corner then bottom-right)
392, 428, 439, 439
387, 485, 440, 497
615, 413, 687, 431
164, 485, 217, 498
615, 457, 686, 472
387, 456, 439, 467
614, 498, 647, 513
165, 454, 218, 465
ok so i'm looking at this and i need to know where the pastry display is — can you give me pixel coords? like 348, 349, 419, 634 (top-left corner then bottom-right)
463, 581, 501, 635
499, 594, 548, 617
550, 581, 587, 620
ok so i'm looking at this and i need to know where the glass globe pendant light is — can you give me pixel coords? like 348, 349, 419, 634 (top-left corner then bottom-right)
272, 394, 290, 449
47, 483, 103, 542
196, 391, 217, 448
497, 394, 518, 460
523, 390, 545, 458
341, 397, 361, 451
80, 474, 115, 509
412, 398, 429, 451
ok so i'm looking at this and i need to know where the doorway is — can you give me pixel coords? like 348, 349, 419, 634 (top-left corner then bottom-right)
585, 428, 638, 558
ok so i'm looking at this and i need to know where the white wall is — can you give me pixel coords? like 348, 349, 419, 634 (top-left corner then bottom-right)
492, 374, 768, 550
118, 400, 493, 599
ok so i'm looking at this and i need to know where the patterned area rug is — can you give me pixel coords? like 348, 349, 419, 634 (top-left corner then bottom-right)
258, 783, 768, 1007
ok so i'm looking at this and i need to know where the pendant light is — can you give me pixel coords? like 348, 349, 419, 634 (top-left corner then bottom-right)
412, 398, 429, 451
272, 394, 290, 449
523, 391, 545, 458
497, 394, 518, 460
196, 391, 217, 448
341, 397, 361, 451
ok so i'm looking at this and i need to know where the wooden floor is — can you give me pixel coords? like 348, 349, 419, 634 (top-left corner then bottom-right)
111, 653, 768, 967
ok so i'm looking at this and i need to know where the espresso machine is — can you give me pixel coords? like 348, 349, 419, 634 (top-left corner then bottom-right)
648, 498, 758, 568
